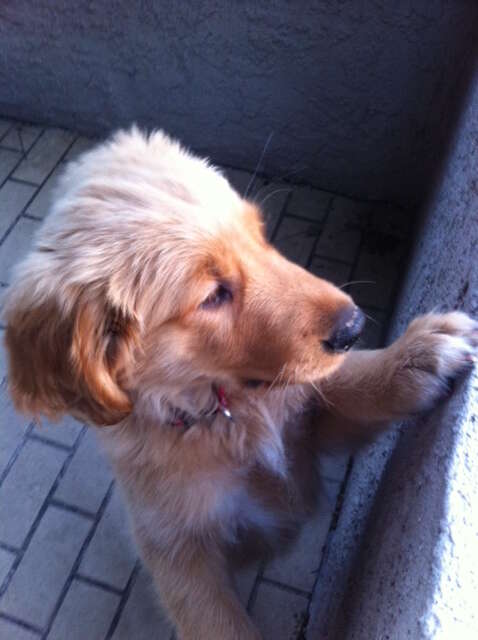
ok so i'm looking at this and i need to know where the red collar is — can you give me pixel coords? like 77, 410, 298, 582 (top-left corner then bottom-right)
170, 386, 233, 429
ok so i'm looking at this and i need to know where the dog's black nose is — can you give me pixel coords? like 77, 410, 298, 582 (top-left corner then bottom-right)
324, 306, 365, 352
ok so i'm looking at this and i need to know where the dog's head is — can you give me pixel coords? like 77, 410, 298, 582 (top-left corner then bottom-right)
4, 128, 363, 426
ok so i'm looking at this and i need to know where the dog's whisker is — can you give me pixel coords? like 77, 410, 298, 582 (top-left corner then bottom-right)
267, 367, 285, 400
282, 371, 293, 399
310, 380, 334, 409
270, 164, 309, 184
244, 131, 274, 199
248, 165, 310, 203
250, 182, 291, 204
337, 280, 376, 290
257, 188, 293, 210
251, 166, 308, 198
265, 365, 286, 397
362, 311, 381, 327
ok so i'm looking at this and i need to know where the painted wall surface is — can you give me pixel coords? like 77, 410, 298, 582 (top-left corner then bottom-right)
0, 2, 477, 204
308, 69, 478, 638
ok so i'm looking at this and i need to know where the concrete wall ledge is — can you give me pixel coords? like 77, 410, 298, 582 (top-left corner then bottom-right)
308, 68, 478, 639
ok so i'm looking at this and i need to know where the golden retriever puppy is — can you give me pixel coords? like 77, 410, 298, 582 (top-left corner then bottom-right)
3, 128, 477, 640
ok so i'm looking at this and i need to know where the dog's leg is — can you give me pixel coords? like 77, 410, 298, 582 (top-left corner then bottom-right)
140, 538, 261, 640
319, 312, 477, 428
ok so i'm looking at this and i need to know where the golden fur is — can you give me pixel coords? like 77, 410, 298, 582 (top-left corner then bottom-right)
3, 128, 477, 639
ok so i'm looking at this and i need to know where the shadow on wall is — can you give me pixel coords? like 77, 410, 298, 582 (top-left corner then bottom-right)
0, 2, 477, 205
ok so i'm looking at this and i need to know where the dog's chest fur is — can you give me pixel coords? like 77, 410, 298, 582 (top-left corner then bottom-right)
101, 390, 319, 552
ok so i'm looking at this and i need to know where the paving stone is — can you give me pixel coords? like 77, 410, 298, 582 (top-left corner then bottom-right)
0, 149, 21, 184
0, 289, 5, 325
251, 581, 309, 640
0, 120, 13, 140
54, 429, 113, 514
263, 491, 336, 592
12, 129, 75, 184
26, 164, 64, 219
309, 255, 352, 288
0, 390, 32, 479
112, 567, 173, 640
63, 136, 97, 162
0, 439, 67, 547
314, 196, 365, 263
80, 486, 136, 589
0, 619, 39, 640
0, 180, 37, 238
287, 186, 331, 222
233, 562, 260, 608
273, 216, 321, 266
223, 168, 256, 197
349, 240, 406, 310
367, 202, 411, 238
47, 579, 120, 640
0, 548, 15, 585
32, 415, 84, 448
0, 506, 91, 629
254, 180, 290, 240
320, 474, 343, 514
0, 330, 7, 386
318, 452, 350, 482
0, 217, 39, 284
1, 125, 43, 154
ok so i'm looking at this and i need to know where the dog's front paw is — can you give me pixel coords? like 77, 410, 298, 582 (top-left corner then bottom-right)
389, 312, 478, 414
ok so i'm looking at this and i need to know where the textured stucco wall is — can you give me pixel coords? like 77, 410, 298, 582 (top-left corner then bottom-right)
0, 2, 477, 205
308, 66, 478, 638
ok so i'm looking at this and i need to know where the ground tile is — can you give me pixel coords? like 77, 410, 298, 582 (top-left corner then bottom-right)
54, 430, 113, 514
47, 579, 120, 640
0, 390, 32, 479
1, 125, 43, 154
0, 619, 39, 640
0, 217, 39, 284
112, 567, 173, 640
251, 582, 309, 640
12, 129, 74, 184
31, 416, 83, 448
273, 215, 321, 266
63, 136, 97, 162
0, 180, 37, 238
309, 255, 352, 288
263, 480, 339, 592
79, 486, 136, 589
287, 185, 331, 222
0, 506, 91, 629
0, 548, 15, 586
0, 440, 67, 547
26, 164, 64, 219
314, 195, 365, 264
0, 149, 21, 185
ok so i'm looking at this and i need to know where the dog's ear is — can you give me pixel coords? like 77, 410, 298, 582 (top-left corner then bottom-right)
4, 291, 139, 426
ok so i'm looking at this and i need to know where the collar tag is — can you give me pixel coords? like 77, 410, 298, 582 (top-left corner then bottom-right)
169, 385, 234, 428
216, 386, 234, 421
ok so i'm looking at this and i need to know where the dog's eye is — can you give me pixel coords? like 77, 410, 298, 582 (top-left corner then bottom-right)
200, 284, 233, 309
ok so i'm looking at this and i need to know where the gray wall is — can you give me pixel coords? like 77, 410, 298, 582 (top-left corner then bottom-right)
0, 2, 477, 205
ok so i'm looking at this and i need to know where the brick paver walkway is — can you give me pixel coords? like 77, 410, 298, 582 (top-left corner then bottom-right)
0, 119, 411, 640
